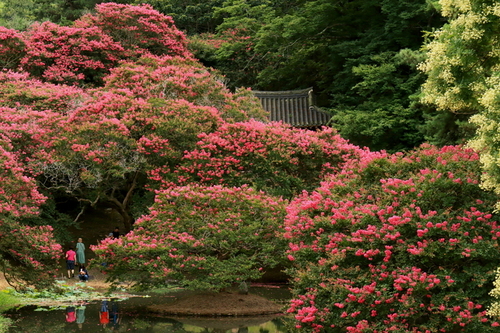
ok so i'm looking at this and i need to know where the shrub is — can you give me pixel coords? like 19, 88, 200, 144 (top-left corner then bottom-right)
283, 144, 500, 332
91, 185, 288, 291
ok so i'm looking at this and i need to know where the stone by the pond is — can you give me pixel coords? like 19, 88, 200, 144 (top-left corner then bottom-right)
174, 315, 283, 331
148, 291, 282, 316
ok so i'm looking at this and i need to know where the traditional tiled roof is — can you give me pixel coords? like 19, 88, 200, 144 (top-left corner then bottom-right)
252, 87, 331, 127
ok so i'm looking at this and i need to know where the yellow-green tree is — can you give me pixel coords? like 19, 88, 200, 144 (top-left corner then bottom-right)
420, 0, 500, 208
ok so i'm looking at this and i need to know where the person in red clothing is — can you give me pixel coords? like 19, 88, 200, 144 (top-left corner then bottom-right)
65, 247, 76, 278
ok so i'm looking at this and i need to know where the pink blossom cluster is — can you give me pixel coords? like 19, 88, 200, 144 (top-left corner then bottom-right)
0, 136, 61, 289
74, 3, 190, 59
176, 120, 364, 197
99, 55, 267, 122
0, 71, 90, 113
0, 136, 47, 216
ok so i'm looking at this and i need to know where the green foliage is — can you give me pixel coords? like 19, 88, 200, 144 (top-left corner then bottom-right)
30, 0, 100, 25
130, 0, 224, 34
0, 290, 18, 312
0, 316, 12, 333
420, 107, 476, 146
0, 0, 35, 30
0, 290, 15, 333
331, 50, 428, 151
18, 198, 76, 244
190, 0, 443, 151
9, 280, 102, 302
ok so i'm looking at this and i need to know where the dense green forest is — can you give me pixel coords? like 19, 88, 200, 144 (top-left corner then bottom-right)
0, 0, 476, 152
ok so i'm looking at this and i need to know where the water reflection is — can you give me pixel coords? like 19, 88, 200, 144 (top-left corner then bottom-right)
99, 300, 109, 328
4, 295, 289, 333
76, 302, 86, 330
109, 300, 121, 330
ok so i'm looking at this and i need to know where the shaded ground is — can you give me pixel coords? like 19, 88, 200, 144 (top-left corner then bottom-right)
148, 290, 283, 316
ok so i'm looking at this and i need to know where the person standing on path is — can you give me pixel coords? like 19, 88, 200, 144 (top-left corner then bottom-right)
66, 247, 76, 278
76, 238, 85, 267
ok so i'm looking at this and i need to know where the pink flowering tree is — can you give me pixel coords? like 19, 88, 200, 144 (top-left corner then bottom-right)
91, 185, 288, 291
20, 21, 125, 85
100, 54, 268, 122
283, 144, 500, 332
0, 71, 90, 113
0, 3, 193, 87
0, 136, 62, 290
73, 3, 191, 59
0, 26, 266, 231
174, 121, 364, 198
0, 106, 64, 173
0, 27, 25, 70
38, 91, 227, 230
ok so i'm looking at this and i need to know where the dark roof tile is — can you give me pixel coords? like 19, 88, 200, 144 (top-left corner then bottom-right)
252, 87, 330, 127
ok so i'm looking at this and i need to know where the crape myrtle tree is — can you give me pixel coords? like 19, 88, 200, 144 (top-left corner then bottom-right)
0, 134, 61, 290
90, 117, 374, 290
1, 3, 191, 87
0, 3, 267, 232
282, 144, 500, 332
91, 185, 288, 291
38, 54, 266, 230
0, 0, 36, 30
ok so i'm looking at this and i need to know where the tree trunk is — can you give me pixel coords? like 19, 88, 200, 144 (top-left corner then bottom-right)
108, 197, 133, 233
108, 171, 139, 233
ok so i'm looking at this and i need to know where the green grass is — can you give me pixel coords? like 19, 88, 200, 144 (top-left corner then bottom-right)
0, 290, 18, 333
0, 290, 18, 312
0, 316, 12, 333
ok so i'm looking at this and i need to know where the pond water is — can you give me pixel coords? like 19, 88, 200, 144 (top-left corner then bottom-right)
4, 288, 291, 333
